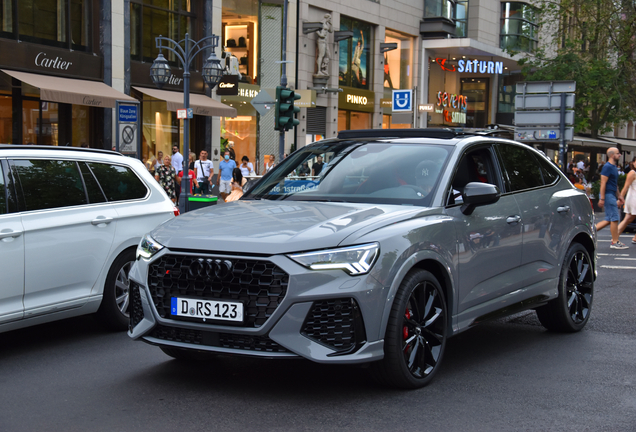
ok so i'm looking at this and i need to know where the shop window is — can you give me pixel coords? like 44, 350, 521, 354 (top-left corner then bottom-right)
384, 31, 413, 90
461, 78, 489, 128
0, 0, 91, 50
0, 93, 11, 144
500, 2, 538, 52
130, 0, 197, 64
222, 0, 259, 84
339, 17, 372, 90
338, 110, 372, 131
221, 116, 257, 171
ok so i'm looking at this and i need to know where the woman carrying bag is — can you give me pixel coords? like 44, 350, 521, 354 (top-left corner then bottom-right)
225, 168, 247, 202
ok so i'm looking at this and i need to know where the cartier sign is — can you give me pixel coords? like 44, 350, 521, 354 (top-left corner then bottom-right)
35, 52, 73, 70
216, 75, 239, 96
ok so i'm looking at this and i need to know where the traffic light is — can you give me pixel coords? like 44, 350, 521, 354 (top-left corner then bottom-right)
275, 86, 301, 131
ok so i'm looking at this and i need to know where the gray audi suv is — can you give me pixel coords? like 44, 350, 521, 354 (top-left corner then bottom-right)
129, 129, 596, 389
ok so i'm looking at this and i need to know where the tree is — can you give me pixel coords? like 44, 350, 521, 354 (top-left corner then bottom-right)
513, 0, 634, 138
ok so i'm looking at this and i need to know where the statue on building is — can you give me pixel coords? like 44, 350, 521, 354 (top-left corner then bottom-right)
315, 14, 333, 77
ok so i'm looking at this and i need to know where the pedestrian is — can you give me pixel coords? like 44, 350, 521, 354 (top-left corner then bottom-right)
217, 150, 237, 201
265, 154, 276, 172
298, 161, 310, 177
171, 144, 183, 201
239, 155, 255, 177
194, 150, 213, 194
155, 151, 164, 171
312, 155, 324, 177
227, 141, 236, 161
617, 165, 636, 244
225, 168, 247, 202
177, 164, 197, 195
188, 152, 196, 170
596, 147, 628, 249
155, 154, 177, 204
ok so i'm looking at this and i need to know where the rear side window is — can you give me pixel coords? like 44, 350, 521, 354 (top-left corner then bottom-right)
537, 156, 560, 185
87, 162, 147, 202
13, 159, 87, 211
0, 163, 5, 214
79, 162, 107, 204
496, 144, 544, 192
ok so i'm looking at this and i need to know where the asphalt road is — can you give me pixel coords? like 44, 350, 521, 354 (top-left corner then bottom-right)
0, 231, 634, 432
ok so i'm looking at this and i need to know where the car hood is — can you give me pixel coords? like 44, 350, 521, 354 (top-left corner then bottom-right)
151, 200, 427, 254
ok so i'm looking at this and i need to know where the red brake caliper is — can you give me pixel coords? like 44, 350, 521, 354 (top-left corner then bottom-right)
403, 308, 411, 341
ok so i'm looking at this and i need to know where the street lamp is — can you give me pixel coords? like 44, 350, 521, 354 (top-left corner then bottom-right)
150, 33, 224, 213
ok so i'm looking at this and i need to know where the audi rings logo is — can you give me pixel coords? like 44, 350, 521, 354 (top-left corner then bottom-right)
189, 258, 233, 279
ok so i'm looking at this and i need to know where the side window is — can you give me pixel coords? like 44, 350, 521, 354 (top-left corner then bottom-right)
79, 162, 107, 204
537, 156, 559, 185
87, 163, 148, 202
13, 159, 87, 211
447, 147, 497, 206
496, 144, 544, 192
0, 163, 5, 214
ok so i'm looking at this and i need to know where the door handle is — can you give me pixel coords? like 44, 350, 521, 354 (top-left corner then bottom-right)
91, 217, 114, 226
506, 215, 521, 224
0, 230, 23, 240
557, 206, 571, 214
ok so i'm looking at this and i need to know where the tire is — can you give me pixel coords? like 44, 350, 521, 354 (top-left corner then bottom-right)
96, 248, 135, 331
536, 243, 594, 332
160, 346, 217, 361
371, 269, 448, 389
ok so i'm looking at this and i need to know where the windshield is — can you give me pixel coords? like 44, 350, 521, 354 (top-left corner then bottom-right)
243, 140, 452, 206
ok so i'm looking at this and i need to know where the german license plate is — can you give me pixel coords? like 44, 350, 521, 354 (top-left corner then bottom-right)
171, 297, 243, 322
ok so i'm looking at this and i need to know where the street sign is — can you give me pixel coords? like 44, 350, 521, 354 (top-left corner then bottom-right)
515, 110, 574, 126
515, 127, 573, 142
294, 89, 316, 108
177, 109, 187, 119
119, 123, 138, 153
515, 93, 575, 110
118, 105, 138, 123
516, 81, 576, 94
250, 89, 275, 116
392, 89, 412, 112
187, 108, 193, 119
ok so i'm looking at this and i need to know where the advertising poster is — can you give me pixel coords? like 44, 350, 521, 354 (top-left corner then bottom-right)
339, 18, 371, 90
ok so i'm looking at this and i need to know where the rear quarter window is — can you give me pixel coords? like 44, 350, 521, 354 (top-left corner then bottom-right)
87, 162, 148, 201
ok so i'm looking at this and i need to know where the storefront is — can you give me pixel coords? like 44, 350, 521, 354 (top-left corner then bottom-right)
219, 83, 259, 170
338, 88, 375, 130
382, 29, 415, 129
221, 0, 259, 85
0, 1, 127, 147
0, 39, 132, 146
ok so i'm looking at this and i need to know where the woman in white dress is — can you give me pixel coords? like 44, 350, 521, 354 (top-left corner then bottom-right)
617, 167, 636, 244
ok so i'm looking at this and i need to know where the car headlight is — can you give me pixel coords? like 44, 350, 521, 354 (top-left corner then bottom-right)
136, 234, 164, 260
288, 243, 379, 275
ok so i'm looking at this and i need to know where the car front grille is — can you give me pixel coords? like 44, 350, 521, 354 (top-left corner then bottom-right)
149, 324, 289, 353
129, 281, 144, 331
147, 254, 289, 328
301, 298, 365, 352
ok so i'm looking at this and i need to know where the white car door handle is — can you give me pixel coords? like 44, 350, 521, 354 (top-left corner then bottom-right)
91, 217, 114, 226
506, 215, 521, 224
0, 230, 23, 239
557, 206, 571, 214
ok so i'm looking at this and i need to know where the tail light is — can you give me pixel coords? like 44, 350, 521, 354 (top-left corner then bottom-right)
173, 207, 180, 217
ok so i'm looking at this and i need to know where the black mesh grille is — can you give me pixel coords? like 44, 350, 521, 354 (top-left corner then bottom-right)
130, 281, 144, 330
149, 325, 289, 353
302, 298, 359, 351
147, 255, 289, 328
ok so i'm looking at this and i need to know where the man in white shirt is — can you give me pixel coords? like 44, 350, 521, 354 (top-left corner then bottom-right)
171, 145, 184, 174
194, 150, 214, 194
576, 159, 585, 171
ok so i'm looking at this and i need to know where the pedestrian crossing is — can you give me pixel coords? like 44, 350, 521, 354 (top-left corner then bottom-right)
597, 234, 636, 270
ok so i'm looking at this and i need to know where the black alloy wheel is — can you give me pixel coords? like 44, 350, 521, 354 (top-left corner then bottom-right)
536, 242, 594, 332
371, 269, 448, 389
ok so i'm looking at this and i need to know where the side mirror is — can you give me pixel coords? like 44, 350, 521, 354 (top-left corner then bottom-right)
461, 182, 500, 215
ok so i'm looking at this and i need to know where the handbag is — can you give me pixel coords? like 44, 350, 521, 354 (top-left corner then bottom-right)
226, 38, 237, 47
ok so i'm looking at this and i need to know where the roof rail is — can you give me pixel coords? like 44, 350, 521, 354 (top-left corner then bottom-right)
337, 128, 459, 140
0, 144, 121, 156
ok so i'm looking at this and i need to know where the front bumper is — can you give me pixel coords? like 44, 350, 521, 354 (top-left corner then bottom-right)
128, 248, 386, 364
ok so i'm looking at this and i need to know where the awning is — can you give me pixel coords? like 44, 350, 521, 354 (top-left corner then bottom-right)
133, 86, 237, 118
2, 69, 137, 108
601, 137, 636, 152
570, 135, 613, 149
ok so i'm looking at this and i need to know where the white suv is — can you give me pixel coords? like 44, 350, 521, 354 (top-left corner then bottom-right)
0, 145, 176, 332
